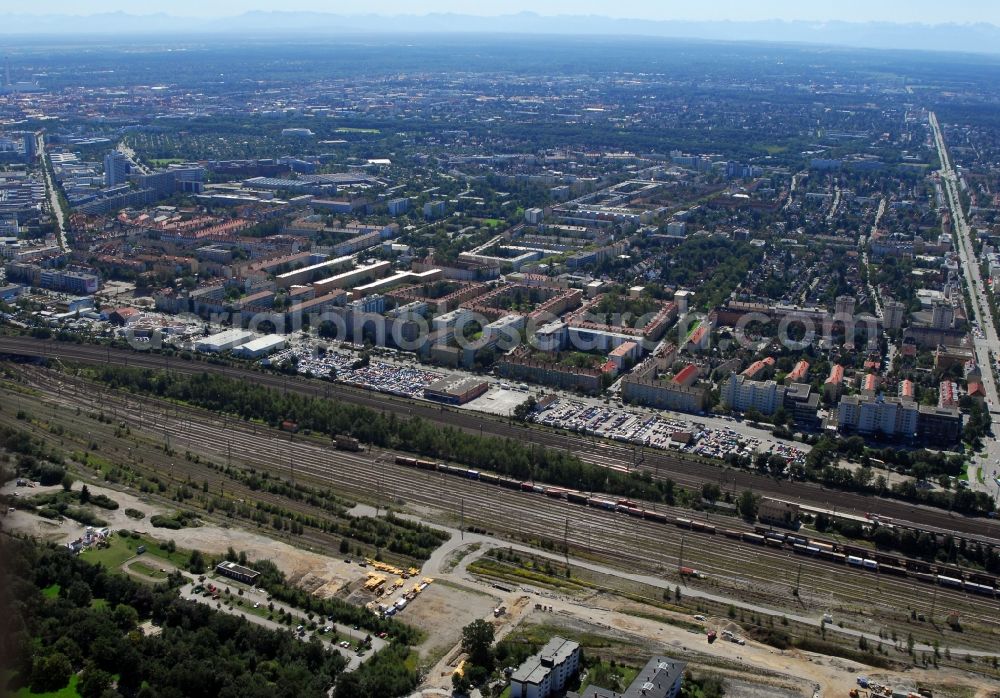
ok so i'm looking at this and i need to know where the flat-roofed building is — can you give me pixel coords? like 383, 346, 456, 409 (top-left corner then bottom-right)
918, 405, 963, 446
233, 334, 287, 359
510, 636, 581, 698
215, 561, 260, 585
837, 394, 918, 439
195, 329, 254, 353
275, 255, 353, 288
722, 374, 784, 415
313, 261, 391, 293
423, 376, 489, 405
571, 655, 685, 698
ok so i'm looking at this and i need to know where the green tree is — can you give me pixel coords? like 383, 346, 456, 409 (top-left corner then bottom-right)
61, 471, 75, 492
66, 579, 92, 607
188, 549, 206, 574
78, 664, 114, 698
31, 652, 73, 693
112, 603, 139, 632
452, 671, 471, 694
737, 490, 758, 521
461, 619, 496, 669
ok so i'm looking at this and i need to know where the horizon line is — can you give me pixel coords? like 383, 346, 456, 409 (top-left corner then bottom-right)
0, 10, 997, 28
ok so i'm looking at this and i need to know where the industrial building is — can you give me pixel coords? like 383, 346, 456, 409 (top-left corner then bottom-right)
232, 334, 287, 359
423, 376, 489, 405
509, 636, 581, 698
195, 329, 254, 353
215, 561, 261, 585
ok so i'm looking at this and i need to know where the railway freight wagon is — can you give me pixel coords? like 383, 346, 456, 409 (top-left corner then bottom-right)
334, 434, 361, 451
389, 453, 999, 597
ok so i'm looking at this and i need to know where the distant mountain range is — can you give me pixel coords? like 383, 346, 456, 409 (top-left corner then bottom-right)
3, 11, 1000, 55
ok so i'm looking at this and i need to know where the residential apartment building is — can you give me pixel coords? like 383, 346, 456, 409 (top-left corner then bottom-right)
510, 636, 581, 698
837, 394, 919, 439
722, 374, 784, 415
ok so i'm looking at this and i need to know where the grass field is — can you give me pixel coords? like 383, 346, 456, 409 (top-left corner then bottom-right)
129, 561, 168, 579
758, 144, 788, 154
14, 674, 80, 698
78, 537, 139, 569
149, 158, 185, 167
78, 533, 190, 571
41, 584, 60, 599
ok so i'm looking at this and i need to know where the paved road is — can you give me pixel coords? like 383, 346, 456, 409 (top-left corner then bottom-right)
178, 578, 385, 671
38, 133, 68, 251
929, 111, 1000, 507
117, 141, 150, 175
861, 197, 887, 319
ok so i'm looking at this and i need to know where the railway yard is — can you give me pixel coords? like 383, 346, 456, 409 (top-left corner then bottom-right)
1, 356, 999, 696
6, 337, 1000, 539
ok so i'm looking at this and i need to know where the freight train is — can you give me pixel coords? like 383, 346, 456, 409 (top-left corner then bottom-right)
393, 455, 999, 597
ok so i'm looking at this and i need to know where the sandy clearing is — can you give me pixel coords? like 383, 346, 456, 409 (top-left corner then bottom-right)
2, 478, 363, 594
406, 582, 499, 664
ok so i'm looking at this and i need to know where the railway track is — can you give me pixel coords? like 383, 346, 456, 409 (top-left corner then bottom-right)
5, 337, 997, 542
8, 365, 1000, 644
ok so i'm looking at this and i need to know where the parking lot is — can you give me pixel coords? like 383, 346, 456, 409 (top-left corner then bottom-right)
529, 398, 808, 464
272, 345, 444, 398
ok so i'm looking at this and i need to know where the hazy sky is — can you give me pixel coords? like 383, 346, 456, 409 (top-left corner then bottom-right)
12, 0, 1000, 24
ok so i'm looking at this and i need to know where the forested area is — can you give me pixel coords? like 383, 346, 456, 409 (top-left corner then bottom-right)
87, 366, 681, 504
1, 536, 353, 698
659, 237, 763, 311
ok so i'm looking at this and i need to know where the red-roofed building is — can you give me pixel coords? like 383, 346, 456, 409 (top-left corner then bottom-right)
938, 381, 959, 408
607, 340, 639, 370
862, 374, 879, 393
824, 364, 844, 400
899, 379, 915, 399
742, 356, 775, 380
672, 363, 701, 387
967, 381, 986, 402
107, 307, 140, 326
687, 324, 709, 350
785, 360, 809, 384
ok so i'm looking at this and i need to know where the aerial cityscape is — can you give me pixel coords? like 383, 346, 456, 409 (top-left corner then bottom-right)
1, 4, 1000, 698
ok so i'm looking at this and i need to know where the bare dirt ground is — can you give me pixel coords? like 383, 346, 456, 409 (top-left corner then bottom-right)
2, 478, 363, 595
405, 582, 499, 667
5, 480, 996, 698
